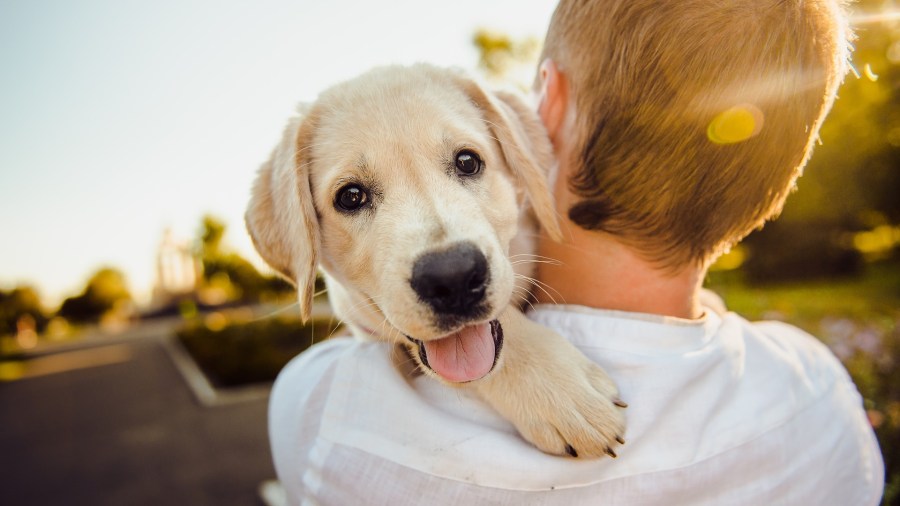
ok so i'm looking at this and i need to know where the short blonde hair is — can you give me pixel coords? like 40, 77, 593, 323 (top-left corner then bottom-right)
541, 0, 853, 268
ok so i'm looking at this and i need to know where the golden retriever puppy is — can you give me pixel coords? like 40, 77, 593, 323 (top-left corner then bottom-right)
246, 64, 625, 458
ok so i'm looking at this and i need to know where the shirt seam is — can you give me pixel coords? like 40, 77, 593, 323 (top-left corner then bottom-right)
530, 303, 709, 326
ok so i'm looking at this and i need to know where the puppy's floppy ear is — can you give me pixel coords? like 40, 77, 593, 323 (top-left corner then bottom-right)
245, 107, 320, 321
457, 79, 562, 241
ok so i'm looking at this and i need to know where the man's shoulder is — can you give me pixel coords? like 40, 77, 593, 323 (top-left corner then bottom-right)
268, 337, 403, 485
739, 315, 853, 386
271, 337, 396, 409
275, 336, 359, 382
740, 315, 884, 503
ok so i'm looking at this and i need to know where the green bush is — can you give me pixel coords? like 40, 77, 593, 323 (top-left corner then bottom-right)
741, 220, 863, 284
177, 316, 342, 388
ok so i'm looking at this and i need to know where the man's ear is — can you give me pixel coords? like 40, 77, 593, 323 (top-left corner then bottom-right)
245, 106, 321, 321
536, 58, 569, 150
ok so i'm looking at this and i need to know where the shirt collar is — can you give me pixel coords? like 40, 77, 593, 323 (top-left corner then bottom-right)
527, 303, 723, 356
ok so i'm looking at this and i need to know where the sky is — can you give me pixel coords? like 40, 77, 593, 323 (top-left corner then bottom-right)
0, 0, 558, 306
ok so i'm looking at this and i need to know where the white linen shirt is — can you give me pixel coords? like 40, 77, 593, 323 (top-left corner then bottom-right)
269, 304, 884, 505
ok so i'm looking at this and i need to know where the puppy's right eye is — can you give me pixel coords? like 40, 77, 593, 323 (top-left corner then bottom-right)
335, 184, 369, 212
455, 150, 483, 177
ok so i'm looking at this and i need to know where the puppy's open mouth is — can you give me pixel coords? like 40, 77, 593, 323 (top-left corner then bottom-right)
406, 319, 503, 383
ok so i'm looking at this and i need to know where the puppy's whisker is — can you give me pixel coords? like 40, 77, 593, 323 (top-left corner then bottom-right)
510, 283, 544, 312
509, 254, 564, 270
532, 278, 565, 305
510, 291, 533, 309
519, 297, 538, 314
511, 259, 563, 267
509, 253, 562, 265
371, 309, 405, 343
348, 299, 379, 317
324, 298, 375, 335
341, 293, 378, 314
378, 318, 398, 341
250, 301, 301, 322
324, 295, 387, 342
511, 284, 531, 300
515, 273, 565, 305
323, 319, 347, 343
478, 121, 511, 146
295, 141, 333, 157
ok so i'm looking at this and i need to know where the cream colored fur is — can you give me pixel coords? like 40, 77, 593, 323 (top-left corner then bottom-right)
246, 64, 625, 458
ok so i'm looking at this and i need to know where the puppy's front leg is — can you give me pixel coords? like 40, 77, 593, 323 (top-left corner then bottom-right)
474, 307, 626, 458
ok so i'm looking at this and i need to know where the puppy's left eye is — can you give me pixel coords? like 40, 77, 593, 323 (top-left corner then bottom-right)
455, 150, 483, 176
335, 184, 369, 212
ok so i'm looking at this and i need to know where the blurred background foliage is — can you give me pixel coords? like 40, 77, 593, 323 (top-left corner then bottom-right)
58, 268, 133, 325
738, 2, 900, 283
0, 286, 47, 337
0, 215, 294, 349
473, 29, 541, 87
177, 315, 340, 388
196, 215, 294, 306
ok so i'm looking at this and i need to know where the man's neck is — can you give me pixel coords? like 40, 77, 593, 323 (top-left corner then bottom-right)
534, 222, 706, 319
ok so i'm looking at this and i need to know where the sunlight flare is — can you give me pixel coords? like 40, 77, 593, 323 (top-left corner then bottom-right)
851, 10, 900, 25
707, 104, 764, 145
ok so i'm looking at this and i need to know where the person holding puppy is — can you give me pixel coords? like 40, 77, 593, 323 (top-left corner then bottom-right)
268, 0, 884, 503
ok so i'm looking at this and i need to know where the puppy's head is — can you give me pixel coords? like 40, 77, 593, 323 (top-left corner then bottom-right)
246, 64, 558, 382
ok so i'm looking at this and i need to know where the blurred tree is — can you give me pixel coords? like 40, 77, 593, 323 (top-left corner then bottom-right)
741, 220, 864, 283
780, 8, 899, 224
196, 215, 293, 304
200, 215, 226, 258
728, 0, 900, 282
743, 3, 900, 280
0, 286, 47, 337
58, 268, 132, 324
473, 29, 541, 86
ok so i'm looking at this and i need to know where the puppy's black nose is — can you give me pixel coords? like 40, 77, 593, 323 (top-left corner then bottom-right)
410, 242, 489, 315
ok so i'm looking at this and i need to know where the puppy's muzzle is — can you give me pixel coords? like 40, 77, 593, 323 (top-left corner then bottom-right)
410, 242, 489, 317
406, 242, 501, 383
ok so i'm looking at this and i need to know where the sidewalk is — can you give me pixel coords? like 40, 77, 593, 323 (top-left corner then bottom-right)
0, 331, 277, 505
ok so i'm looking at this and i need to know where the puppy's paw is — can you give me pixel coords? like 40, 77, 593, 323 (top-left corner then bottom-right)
517, 359, 627, 458
475, 309, 627, 459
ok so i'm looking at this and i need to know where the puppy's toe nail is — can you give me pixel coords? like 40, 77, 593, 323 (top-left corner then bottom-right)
565, 444, 578, 458
605, 447, 617, 458
613, 398, 628, 408
615, 435, 626, 445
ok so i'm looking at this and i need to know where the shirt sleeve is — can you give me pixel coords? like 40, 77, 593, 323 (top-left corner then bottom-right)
268, 337, 354, 501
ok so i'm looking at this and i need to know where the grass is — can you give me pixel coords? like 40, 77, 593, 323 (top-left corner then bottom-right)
707, 260, 900, 333
707, 259, 900, 505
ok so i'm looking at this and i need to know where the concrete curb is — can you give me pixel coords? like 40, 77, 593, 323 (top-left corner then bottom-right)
161, 333, 272, 408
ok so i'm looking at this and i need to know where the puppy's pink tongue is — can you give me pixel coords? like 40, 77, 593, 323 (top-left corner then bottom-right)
423, 322, 495, 383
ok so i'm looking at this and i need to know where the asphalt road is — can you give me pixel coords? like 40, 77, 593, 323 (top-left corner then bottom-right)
0, 333, 276, 505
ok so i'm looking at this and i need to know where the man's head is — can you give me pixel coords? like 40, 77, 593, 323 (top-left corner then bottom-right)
537, 0, 853, 269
